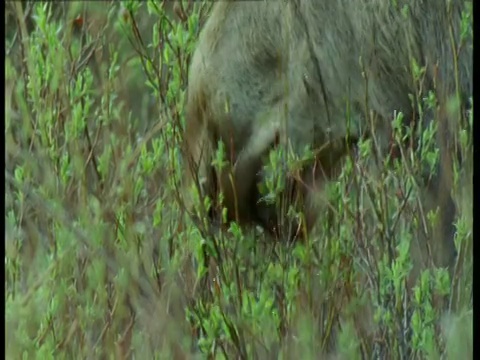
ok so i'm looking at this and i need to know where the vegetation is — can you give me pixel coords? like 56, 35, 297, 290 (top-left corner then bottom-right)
5, 1, 472, 358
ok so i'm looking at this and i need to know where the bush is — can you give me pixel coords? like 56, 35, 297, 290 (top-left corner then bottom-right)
5, 1, 472, 358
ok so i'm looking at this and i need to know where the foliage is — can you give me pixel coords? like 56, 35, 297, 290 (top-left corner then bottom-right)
5, 1, 472, 358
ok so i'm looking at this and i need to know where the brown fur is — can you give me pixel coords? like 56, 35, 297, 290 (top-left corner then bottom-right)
182, 0, 472, 270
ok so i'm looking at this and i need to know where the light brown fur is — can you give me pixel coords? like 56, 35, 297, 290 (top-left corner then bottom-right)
182, 0, 472, 271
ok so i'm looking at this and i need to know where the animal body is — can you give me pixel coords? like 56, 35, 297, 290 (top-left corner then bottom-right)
182, 0, 472, 272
